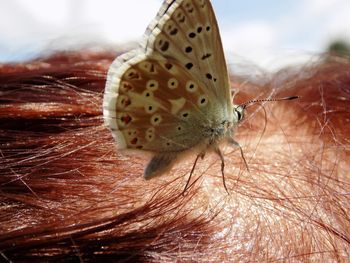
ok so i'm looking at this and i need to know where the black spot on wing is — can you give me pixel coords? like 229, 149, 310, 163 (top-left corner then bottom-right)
165, 63, 173, 70
189, 32, 196, 38
160, 41, 170, 51
201, 53, 211, 60
185, 46, 192, 53
186, 63, 193, 70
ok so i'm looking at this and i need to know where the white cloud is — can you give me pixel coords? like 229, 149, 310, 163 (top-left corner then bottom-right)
221, 21, 277, 68
0, 0, 350, 68
320, 2, 350, 44
220, 0, 350, 71
223, 22, 276, 50
0, 0, 160, 61
290, 0, 350, 49
82, 0, 160, 43
15, 0, 70, 26
303, 0, 344, 16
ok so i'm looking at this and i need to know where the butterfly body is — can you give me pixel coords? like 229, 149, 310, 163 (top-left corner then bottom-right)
104, 0, 244, 182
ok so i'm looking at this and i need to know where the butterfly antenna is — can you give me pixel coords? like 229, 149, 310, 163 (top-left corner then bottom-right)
241, 95, 299, 109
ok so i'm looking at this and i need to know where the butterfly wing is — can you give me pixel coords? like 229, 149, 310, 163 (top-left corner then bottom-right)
103, 0, 233, 178
143, 0, 232, 112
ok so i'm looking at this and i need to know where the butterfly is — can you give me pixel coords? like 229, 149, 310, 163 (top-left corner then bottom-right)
103, 0, 297, 193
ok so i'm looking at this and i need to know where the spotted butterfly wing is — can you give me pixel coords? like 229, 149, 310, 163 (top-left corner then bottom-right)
143, 0, 232, 110
103, 0, 234, 179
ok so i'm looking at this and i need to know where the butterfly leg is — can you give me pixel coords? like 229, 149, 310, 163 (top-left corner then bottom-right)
144, 153, 178, 180
214, 148, 230, 194
228, 138, 250, 172
182, 152, 205, 196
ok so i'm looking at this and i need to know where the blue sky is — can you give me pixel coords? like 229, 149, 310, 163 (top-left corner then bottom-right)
1, 0, 350, 71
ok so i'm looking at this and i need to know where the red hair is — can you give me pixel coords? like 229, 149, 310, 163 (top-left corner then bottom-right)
0, 50, 349, 261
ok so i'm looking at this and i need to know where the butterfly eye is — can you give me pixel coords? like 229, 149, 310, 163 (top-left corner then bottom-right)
236, 111, 242, 120
234, 106, 244, 121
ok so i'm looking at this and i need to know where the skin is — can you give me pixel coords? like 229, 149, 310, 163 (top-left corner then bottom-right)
0, 50, 349, 262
